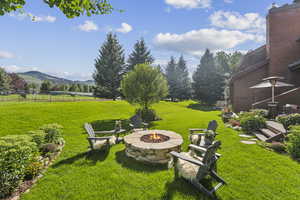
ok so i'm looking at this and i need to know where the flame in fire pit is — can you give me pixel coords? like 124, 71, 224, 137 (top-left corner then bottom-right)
150, 132, 161, 140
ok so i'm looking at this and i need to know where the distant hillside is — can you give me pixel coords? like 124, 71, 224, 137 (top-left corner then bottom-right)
18, 71, 94, 86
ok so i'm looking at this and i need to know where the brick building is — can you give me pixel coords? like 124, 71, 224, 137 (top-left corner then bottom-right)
230, 0, 300, 112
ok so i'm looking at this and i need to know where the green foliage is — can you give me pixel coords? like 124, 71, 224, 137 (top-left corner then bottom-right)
250, 109, 269, 118
121, 64, 168, 109
135, 108, 160, 122
192, 49, 225, 105
29, 130, 46, 148
0, 67, 11, 93
286, 126, 300, 158
276, 114, 300, 129
40, 143, 59, 156
0, 135, 38, 198
240, 115, 266, 133
0, 0, 114, 18
215, 51, 243, 74
126, 38, 154, 72
93, 33, 126, 100
165, 56, 178, 101
40, 80, 52, 94
176, 56, 192, 100
40, 124, 64, 145
24, 160, 43, 180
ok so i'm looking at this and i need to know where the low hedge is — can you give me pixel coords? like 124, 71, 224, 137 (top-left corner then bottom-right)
0, 124, 64, 198
277, 114, 300, 130
240, 115, 266, 134
286, 125, 300, 159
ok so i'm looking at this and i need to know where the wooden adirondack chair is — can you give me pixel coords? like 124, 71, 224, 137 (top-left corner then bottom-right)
169, 141, 226, 199
84, 123, 126, 150
189, 120, 218, 147
129, 114, 149, 132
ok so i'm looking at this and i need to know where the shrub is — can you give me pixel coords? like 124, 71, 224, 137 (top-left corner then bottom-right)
0, 135, 38, 198
40, 124, 64, 145
135, 108, 160, 122
269, 142, 286, 153
277, 114, 300, 129
24, 160, 43, 180
240, 115, 266, 133
250, 109, 269, 118
41, 143, 59, 155
285, 126, 300, 158
29, 130, 46, 148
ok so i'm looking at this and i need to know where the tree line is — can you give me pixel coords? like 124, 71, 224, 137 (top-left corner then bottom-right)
0, 69, 93, 95
93, 33, 243, 105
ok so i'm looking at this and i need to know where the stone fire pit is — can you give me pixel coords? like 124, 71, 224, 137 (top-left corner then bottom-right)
124, 130, 183, 164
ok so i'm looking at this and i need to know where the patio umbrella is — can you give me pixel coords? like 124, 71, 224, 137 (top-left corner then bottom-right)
250, 76, 294, 103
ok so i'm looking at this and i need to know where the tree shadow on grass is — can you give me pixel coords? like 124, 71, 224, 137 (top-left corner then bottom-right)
90, 119, 131, 132
160, 177, 222, 200
115, 150, 168, 173
52, 149, 110, 168
187, 103, 220, 112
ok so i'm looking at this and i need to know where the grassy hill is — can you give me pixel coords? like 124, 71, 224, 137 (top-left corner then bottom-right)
18, 71, 94, 86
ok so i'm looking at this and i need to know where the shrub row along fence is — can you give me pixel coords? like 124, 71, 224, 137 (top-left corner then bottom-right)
0, 94, 109, 102
0, 124, 65, 199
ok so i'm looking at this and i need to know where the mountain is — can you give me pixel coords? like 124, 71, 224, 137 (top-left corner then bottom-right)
18, 71, 94, 85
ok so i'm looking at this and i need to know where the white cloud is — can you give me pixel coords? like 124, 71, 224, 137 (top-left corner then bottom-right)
224, 0, 233, 3
78, 20, 98, 32
0, 51, 14, 59
1, 65, 38, 73
9, 12, 56, 23
153, 28, 264, 57
116, 23, 133, 33
210, 11, 266, 34
165, 0, 211, 9
50, 71, 92, 81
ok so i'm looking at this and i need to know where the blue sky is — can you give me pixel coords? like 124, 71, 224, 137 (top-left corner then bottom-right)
0, 0, 292, 80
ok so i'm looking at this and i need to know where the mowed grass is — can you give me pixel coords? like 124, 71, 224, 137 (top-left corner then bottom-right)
0, 101, 300, 200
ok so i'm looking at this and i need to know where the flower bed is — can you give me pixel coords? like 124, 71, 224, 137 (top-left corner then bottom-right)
0, 124, 64, 200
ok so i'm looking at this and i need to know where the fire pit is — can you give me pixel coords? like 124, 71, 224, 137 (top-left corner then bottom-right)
124, 130, 183, 164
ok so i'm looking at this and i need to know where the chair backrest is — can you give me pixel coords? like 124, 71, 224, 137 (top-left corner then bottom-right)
202, 141, 221, 168
130, 114, 143, 128
207, 120, 218, 132
84, 123, 95, 137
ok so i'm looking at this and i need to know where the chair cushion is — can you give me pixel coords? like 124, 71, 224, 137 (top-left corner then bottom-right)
93, 136, 116, 150
176, 152, 202, 180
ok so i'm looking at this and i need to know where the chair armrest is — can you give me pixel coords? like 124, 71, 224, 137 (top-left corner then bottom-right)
94, 130, 115, 134
216, 153, 221, 158
169, 151, 204, 167
88, 136, 111, 140
116, 129, 126, 134
142, 122, 149, 127
190, 133, 206, 137
129, 123, 134, 128
189, 144, 207, 153
189, 128, 207, 134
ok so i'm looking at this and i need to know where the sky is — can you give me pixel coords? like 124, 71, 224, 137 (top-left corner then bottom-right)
0, 0, 292, 80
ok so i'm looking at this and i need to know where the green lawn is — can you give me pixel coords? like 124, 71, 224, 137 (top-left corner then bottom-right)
0, 101, 299, 200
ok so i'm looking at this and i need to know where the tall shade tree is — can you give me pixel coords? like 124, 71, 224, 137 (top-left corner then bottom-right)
93, 33, 126, 100
0, 68, 11, 93
8, 73, 27, 93
0, 0, 114, 18
40, 80, 52, 94
126, 38, 154, 72
176, 55, 192, 100
165, 56, 178, 101
121, 64, 168, 110
215, 51, 231, 74
192, 49, 225, 105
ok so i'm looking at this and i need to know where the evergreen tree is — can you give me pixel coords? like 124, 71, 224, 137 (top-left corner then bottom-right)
126, 38, 154, 72
192, 49, 225, 105
176, 56, 192, 100
0, 68, 11, 94
215, 51, 231, 74
165, 56, 178, 101
93, 33, 126, 100
40, 80, 52, 94
69, 84, 78, 92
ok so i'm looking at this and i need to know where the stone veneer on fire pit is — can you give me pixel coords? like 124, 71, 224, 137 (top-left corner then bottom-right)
124, 130, 183, 164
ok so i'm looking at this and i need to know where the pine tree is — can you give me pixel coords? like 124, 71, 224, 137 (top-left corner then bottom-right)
215, 51, 231, 74
176, 56, 192, 100
0, 68, 11, 94
165, 56, 178, 101
126, 38, 154, 72
93, 33, 126, 100
192, 49, 225, 105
